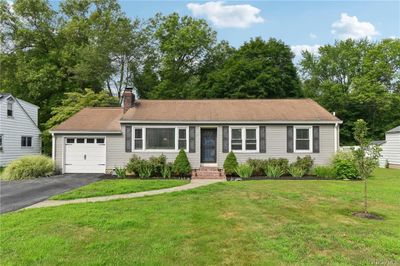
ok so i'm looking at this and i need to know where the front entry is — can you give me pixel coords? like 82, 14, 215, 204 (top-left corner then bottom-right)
201, 128, 217, 163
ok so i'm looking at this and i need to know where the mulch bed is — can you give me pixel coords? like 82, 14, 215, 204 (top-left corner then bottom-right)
228, 176, 337, 181
352, 212, 384, 220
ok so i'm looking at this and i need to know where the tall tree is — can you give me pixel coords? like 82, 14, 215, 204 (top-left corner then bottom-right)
198, 37, 302, 99
300, 38, 400, 144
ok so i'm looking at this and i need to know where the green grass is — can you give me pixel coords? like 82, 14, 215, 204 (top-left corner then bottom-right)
50, 179, 190, 200
1, 168, 399, 265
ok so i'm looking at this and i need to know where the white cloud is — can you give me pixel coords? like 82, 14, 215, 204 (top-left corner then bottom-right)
291, 45, 321, 59
187, 1, 264, 28
309, 33, 317, 39
331, 13, 379, 40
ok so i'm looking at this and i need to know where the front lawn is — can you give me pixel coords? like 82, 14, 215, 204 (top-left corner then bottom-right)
51, 179, 190, 200
1, 169, 399, 265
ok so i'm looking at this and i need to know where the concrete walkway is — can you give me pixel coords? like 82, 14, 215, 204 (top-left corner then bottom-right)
25, 179, 224, 210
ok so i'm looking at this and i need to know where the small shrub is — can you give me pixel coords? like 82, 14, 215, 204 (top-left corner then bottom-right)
2, 155, 54, 180
161, 163, 172, 179
126, 155, 142, 176
149, 154, 167, 177
223, 151, 238, 176
332, 151, 359, 179
314, 166, 336, 178
247, 159, 268, 176
114, 167, 126, 178
173, 149, 191, 177
292, 156, 314, 174
137, 161, 153, 178
266, 158, 289, 175
235, 163, 253, 178
265, 165, 285, 178
288, 165, 306, 178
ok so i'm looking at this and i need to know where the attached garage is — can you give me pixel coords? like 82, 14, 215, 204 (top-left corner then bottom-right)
64, 137, 106, 173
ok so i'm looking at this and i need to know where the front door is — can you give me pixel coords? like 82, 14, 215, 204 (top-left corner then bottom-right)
201, 128, 217, 163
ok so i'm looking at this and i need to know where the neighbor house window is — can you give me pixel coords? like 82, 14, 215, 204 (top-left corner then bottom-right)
7, 101, 13, 117
0, 135, 3, 151
230, 127, 258, 152
178, 128, 187, 150
21, 136, 32, 147
294, 126, 312, 152
146, 128, 175, 150
134, 128, 143, 150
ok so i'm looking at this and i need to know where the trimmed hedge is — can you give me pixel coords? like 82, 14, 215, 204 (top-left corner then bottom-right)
1, 155, 54, 180
223, 152, 238, 176
173, 149, 191, 177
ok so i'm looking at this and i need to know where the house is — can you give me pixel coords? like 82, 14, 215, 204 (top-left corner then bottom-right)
0, 93, 41, 167
50, 88, 342, 175
377, 126, 400, 169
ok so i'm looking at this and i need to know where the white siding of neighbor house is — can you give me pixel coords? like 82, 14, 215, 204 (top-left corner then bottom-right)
0, 97, 41, 166
379, 132, 400, 168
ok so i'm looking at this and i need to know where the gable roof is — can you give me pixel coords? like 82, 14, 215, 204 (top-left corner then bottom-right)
121, 99, 341, 123
0, 93, 40, 128
51, 107, 123, 132
387, 126, 400, 134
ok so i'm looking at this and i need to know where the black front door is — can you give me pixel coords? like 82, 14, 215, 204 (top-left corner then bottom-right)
201, 128, 217, 163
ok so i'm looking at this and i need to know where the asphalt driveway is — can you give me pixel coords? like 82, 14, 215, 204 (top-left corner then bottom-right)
0, 173, 102, 214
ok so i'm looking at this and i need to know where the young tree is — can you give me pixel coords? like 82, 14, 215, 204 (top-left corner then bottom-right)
352, 119, 381, 214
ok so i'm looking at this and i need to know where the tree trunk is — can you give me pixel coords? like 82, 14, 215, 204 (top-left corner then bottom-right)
364, 177, 368, 214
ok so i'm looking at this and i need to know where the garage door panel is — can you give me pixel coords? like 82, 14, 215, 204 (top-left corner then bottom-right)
64, 139, 106, 173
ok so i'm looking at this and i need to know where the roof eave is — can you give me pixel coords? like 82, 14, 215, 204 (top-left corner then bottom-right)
119, 120, 343, 124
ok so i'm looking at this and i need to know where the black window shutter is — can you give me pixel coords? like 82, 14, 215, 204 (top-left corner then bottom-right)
222, 126, 229, 153
125, 126, 132, 152
259, 126, 266, 153
189, 126, 196, 153
313, 126, 320, 153
287, 126, 293, 153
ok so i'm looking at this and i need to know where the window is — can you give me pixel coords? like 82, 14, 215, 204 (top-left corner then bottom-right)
21, 136, 32, 147
96, 138, 105, 144
7, 101, 13, 117
230, 127, 258, 152
66, 138, 75, 144
146, 128, 175, 150
0, 135, 3, 151
134, 128, 143, 150
87, 138, 95, 143
294, 126, 312, 152
76, 138, 85, 143
178, 128, 187, 149
231, 128, 242, 150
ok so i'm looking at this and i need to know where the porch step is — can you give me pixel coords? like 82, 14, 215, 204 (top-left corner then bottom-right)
192, 167, 226, 179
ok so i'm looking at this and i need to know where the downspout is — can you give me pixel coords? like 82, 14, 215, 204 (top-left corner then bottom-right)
334, 123, 338, 153
51, 133, 55, 162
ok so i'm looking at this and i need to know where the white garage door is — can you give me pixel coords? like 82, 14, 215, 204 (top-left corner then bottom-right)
64, 137, 106, 173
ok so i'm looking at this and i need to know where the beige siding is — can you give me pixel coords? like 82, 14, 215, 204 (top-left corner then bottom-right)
54, 124, 337, 172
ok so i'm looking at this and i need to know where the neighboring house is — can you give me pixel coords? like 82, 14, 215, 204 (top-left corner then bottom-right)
0, 93, 41, 167
377, 126, 400, 169
50, 88, 342, 175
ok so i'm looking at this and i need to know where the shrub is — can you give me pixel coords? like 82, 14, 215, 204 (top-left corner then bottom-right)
137, 161, 153, 178
292, 156, 314, 174
288, 165, 306, 178
114, 167, 126, 178
161, 163, 172, 179
332, 151, 359, 179
173, 149, 191, 177
314, 166, 336, 178
247, 159, 268, 176
266, 158, 289, 175
265, 165, 285, 178
235, 163, 253, 178
126, 155, 142, 176
149, 154, 167, 177
1, 155, 54, 180
223, 151, 238, 176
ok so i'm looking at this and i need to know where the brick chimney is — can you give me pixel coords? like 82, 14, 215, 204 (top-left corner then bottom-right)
123, 88, 135, 113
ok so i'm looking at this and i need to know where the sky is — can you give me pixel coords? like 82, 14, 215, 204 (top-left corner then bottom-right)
116, 0, 399, 59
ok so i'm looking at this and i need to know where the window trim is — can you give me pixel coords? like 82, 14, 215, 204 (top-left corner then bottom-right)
132, 126, 189, 152
229, 126, 259, 153
294, 126, 313, 153
21, 136, 33, 148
